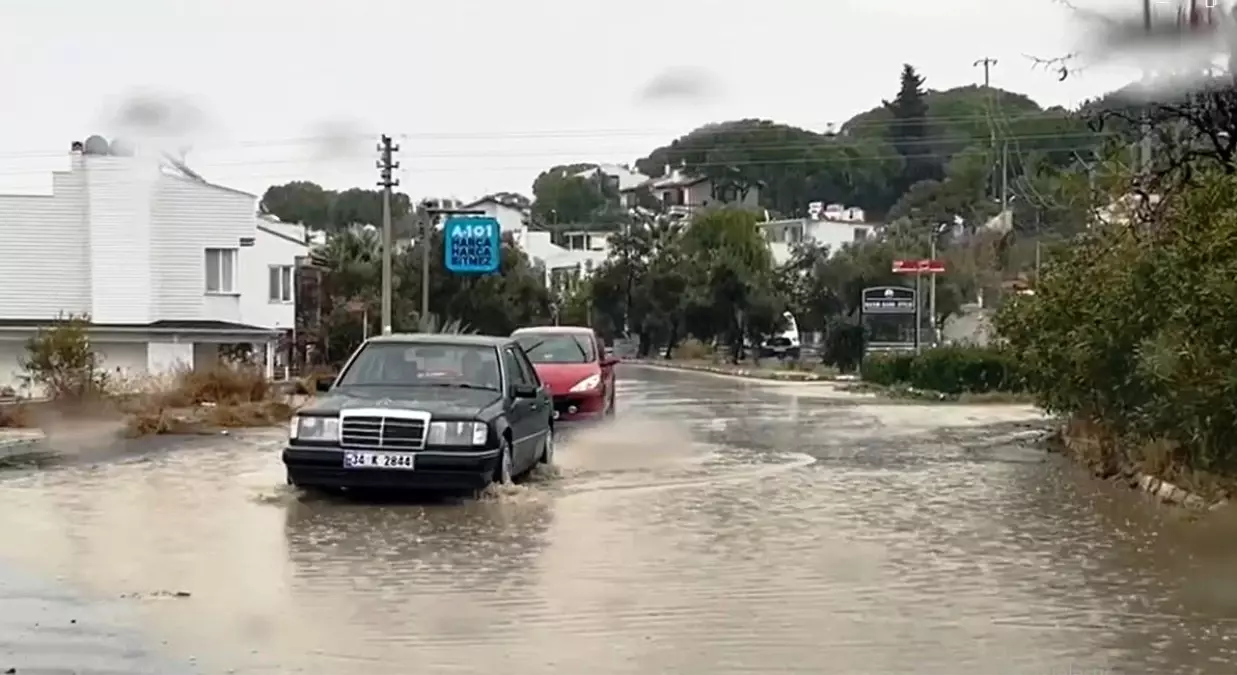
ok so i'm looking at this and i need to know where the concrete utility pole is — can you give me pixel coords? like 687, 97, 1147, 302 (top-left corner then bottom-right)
418, 203, 487, 321
928, 222, 949, 346
377, 135, 400, 335
1139, 0, 1154, 175
973, 57, 997, 87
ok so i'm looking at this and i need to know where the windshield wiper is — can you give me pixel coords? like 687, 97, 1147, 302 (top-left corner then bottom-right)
425, 382, 499, 391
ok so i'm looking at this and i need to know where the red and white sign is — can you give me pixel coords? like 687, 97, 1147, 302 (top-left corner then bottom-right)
892, 259, 945, 274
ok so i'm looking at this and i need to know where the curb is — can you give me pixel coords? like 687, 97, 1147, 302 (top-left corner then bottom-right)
1051, 428, 1228, 512
624, 359, 844, 382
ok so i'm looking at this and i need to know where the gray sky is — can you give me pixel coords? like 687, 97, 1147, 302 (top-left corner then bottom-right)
0, 0, 1143, 202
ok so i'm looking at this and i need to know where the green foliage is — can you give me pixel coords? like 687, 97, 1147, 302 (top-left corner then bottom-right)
994, 171, 1237, 474
415, 314, 477, 334
821, 318, 865, 373
861, 346, 1026, 395
19, 313, 109, 399
531, 164, 625, 225
260, 181, 412, 232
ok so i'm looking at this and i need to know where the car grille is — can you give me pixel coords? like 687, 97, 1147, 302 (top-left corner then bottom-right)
340, 416, 427, 450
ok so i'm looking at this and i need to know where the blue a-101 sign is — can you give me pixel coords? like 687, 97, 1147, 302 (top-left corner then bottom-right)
444, 216, 501, 274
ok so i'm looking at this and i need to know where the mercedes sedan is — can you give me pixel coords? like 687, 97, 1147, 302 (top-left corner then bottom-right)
282, 334, 554, 493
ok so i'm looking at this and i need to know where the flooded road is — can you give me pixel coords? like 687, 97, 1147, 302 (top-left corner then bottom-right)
2, 365, 1237, 674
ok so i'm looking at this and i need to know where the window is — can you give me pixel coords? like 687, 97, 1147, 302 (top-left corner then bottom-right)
514, 347, 542, 386
205, 248, 237, 294
336, 342, 501, 390
514, 333, 597, 364
502, 347, 531, 387
269, 265, 293, 303
853, 227, 869, 242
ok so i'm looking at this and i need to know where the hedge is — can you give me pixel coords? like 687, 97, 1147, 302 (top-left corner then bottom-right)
861, 346, 1028, 395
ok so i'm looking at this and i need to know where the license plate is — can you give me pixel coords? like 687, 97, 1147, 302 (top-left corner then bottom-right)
343, 451, 416, 470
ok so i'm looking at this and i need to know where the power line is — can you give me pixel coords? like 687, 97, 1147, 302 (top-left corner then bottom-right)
0, 133, 1126, 179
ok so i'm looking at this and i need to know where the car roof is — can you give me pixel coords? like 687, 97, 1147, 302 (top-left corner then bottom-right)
511, 325, 595, 336
364, 333, 514, 348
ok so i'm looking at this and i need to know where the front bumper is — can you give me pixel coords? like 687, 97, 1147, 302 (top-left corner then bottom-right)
552, 390, 606, 422
282, 446, 500, 491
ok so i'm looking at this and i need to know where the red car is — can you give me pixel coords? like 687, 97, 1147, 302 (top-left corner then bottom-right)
511, 326, 618, 421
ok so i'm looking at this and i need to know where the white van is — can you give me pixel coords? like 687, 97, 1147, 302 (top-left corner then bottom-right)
759, 311, 801, 359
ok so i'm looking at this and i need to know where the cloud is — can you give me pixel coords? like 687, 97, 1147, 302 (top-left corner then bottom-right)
635, 67, 722, 104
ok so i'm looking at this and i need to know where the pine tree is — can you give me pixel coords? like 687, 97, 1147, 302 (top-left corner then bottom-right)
883, 64, 941, 192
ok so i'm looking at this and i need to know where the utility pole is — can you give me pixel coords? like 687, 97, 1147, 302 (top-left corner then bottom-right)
973, 57, 997, 87
1000, 141, 1009, 217
928, 222, 948, 346
376, 135, 400, 335
1139, 0, 1153, 176
417, 203, 487, 322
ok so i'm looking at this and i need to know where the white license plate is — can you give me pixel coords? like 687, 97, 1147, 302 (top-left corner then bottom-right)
343, 451, 416, 470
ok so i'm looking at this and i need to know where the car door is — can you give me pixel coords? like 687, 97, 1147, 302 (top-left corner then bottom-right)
501, 345, 541, 468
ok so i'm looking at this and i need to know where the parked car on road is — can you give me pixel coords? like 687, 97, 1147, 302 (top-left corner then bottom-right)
282, 334, 554, 494
511, 326, 618, 421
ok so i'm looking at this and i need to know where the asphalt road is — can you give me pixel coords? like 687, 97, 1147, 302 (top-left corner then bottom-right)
1, 365, 1236, 674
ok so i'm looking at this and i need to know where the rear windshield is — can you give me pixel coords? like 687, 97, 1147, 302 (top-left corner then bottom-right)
514, 333, 596, 364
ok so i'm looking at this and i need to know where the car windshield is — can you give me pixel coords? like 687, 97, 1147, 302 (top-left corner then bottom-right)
336, 342, 501, 390
515, 333, 596, 364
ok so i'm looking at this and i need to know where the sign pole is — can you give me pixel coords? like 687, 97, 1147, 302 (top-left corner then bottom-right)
914, 271, 922, 352
420, 205, 488, 323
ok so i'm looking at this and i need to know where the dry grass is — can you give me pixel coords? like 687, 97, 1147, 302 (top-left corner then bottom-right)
1056, 416, 1235, 502
0, 402, 33, 429
115, 364, 295, 438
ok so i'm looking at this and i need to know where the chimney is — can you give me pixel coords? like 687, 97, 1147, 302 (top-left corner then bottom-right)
70, 141, 84, 154
664, 163, 672, 178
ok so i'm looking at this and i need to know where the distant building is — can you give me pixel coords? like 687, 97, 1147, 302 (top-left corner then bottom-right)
759, 203, 879, 265
620, 166, 761, 217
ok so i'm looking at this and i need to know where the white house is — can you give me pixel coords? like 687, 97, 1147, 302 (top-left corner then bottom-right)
0, 139, 308, 394
761, 204, 878, 265
620, 167, 762, 215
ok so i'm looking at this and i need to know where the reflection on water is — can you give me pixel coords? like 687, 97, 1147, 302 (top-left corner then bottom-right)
0, 370, 1232, 674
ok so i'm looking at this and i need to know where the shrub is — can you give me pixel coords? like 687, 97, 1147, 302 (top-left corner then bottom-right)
19, 314, 109, 400
163, 363, 271, 406
994, 170, 1237, 477
861, 346, 1026, 394
821, 319, 866, 373
672, 337, 712, 361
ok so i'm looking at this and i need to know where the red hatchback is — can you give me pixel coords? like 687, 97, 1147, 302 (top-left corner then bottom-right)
511, 326, 618, 421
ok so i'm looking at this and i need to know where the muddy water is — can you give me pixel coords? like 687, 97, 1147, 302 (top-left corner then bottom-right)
1, 366, 1236, 674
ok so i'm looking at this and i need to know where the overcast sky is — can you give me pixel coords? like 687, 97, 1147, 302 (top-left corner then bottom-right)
0, 0, 1147, 202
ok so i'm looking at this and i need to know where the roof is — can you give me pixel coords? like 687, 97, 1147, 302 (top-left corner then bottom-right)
510, 325, 594, 335
365, 333, 515, 347
0, 319, 277, 335
622, 171, 709, 192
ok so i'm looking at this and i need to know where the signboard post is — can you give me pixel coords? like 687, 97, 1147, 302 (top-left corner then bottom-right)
892, 259, 946, 349
444, 216, 502, 275
860, 286, 918, 351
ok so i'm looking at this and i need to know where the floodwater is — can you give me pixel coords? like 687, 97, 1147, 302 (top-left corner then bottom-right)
2, 366, 1237, 674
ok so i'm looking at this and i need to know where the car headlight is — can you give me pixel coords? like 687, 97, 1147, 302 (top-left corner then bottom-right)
290, 415, 339, 442
569, 373, 601, 392
427, 421, 488, 446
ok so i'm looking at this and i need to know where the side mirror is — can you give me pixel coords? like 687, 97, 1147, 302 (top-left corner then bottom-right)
512, 383, 538, 398
315, 378, 334, 393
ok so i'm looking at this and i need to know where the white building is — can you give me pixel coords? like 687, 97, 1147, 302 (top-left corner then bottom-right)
458, 195, 607, 289
0, 139, 308, 394
620, 167, 762, 216
761, 204, 877, 265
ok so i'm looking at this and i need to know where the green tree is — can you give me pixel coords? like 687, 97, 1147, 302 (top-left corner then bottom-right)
260, 181, 411, 231
531, 164, 609, 224
883, 64, 941, 192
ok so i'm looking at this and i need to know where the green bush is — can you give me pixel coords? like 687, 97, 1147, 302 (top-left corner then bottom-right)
994, 171, 1237, 476
821, 318, 865, 373
861, 346, 1026, 394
